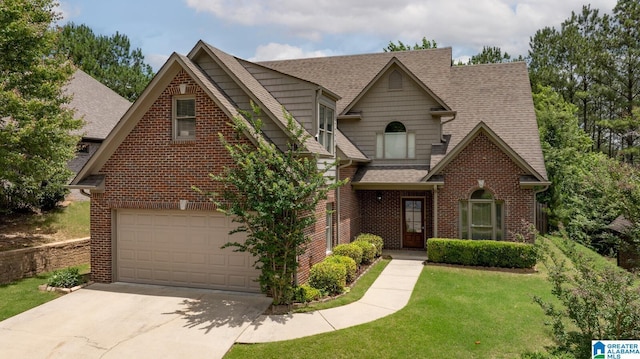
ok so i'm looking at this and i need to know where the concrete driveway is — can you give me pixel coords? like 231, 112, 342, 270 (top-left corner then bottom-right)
0, 283, 271, 359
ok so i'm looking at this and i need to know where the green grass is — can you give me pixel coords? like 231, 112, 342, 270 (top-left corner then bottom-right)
226, 259, 556, 358
294, 259, 389, 313
0, 274, 63, 321
547, 235, 622, 272
47, 201, 90, 239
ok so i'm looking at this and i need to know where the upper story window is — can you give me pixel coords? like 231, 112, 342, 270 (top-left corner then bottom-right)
173, 97, 195, 140
318, 104, 334, 154
389, 69, 403, 90
460, 189, 504, 240
376, 121, 415, 159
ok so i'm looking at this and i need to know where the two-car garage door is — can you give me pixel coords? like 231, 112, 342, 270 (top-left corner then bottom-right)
115, 210, 260, 292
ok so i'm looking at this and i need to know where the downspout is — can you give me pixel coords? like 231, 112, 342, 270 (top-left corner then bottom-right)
80, 189, 91, 197
433, 185, 438, 238
440, 113, 456, 142
336, 159, 354, 245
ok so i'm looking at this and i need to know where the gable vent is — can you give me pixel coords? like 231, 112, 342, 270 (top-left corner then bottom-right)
389, 69, 403, 90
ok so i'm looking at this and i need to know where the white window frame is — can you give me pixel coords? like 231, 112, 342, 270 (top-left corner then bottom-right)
326, 203, 334, 253
173, 96, 196, 141
459, 190, 504, 240
376, 121, 415, 159
318, 103, 335, 154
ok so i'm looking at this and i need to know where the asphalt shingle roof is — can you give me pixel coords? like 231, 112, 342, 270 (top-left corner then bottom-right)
258, 49, 547, 180
64, 69, 131, 140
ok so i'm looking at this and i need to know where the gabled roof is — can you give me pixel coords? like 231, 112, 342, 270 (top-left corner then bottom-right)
71, 52, 261, 186
64, 69, 131, 140
260, 50, 547, 181
425, 121, 550, 185
190, 41, 330, 157
259, 48, 453, 115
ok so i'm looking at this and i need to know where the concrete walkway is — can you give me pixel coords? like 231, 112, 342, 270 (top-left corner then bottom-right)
237, 253, 425, 343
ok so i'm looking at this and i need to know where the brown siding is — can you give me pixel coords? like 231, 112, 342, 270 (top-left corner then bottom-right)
194, 54, 289, 150
243, 62, 317, 134
436, 132, 535, 241
338, 66, 441, 165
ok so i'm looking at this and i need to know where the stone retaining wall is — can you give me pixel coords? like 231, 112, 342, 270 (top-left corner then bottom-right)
0, 238, 90, 284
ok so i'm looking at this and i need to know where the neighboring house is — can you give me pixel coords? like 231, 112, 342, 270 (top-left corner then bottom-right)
65, 69, 131, 176
70, 41, 549, 292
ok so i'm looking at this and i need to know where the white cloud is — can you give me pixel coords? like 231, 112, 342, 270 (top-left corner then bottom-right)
249, 43, 335, 61
147, 53, 170, 72
56, 1, 82, 23
185, 0, 617, 58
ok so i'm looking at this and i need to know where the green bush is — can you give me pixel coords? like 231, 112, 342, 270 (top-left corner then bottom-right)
427, 238, 538, 269
332, 243, 363, 265
326, 255, 357, 283
47, 267, 83, 288
355, 233, 384, 257
294, 284, 322, 303
308, 260, 347, 296
353, 240, 376, 265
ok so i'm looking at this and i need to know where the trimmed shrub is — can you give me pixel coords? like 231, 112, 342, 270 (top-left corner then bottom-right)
294, 284, 322, 303
427, 238, 538, 269
332, 243, 363, 265
309, 260, 347, 295
353, 240, 376, 265
326, 255, 357, 283
355, 233, 384, 257
47, 267, 83, 288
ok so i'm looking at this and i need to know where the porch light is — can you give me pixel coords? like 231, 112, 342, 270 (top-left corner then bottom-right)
376, 191, 383, 202
179, 199, 188, 210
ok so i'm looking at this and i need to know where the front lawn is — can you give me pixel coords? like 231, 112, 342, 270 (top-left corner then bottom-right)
0, 264, 90, 321
0, 274, 62, 321
226, 261, 555, 358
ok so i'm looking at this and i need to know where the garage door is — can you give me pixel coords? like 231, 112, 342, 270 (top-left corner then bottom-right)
116, 210, 260, 292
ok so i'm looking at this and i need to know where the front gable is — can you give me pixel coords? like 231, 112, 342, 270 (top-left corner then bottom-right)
338, 63, 444, 164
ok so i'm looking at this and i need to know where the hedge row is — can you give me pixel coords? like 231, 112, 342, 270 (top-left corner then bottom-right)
303, 234, 385, 300
427, 238, 538, 269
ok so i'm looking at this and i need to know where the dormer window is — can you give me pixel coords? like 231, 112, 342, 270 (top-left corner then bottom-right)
389, 69, 403, 90
173, 97, 195, 140
376, 121, 415, 159
318, 104, 334, 153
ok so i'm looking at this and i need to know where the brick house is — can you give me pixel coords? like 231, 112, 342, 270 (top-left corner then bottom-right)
70, 41, 549, 292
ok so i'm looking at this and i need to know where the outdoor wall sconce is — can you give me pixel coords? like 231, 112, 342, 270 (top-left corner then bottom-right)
478, 179, 485, 189
179, 199, 188, 210
376, 191, 383, 202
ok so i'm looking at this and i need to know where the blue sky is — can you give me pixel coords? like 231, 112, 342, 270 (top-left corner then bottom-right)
58, 0, 617, 71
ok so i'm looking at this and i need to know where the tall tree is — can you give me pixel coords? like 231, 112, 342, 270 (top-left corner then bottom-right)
202, 107, 345, 305
467, 46, 523, 65
383, 37, 437, 52
0, 0, 82, 212
600, 0, 640, 163
58, 23, 154, 101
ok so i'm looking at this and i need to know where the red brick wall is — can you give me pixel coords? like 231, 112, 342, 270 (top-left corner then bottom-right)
90, 69, 330, 284
436, 132, 535, 241
359, 190, 432, 249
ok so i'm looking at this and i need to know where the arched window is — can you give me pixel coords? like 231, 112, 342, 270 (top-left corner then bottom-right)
376, 121, 415, 159
460, 189, 504, 240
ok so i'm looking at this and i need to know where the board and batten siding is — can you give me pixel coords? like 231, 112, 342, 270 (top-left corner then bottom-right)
194, 53, 289, 150
338, 66, 442, 165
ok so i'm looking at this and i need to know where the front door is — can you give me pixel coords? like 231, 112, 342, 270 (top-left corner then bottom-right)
402, 198, 424, 248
